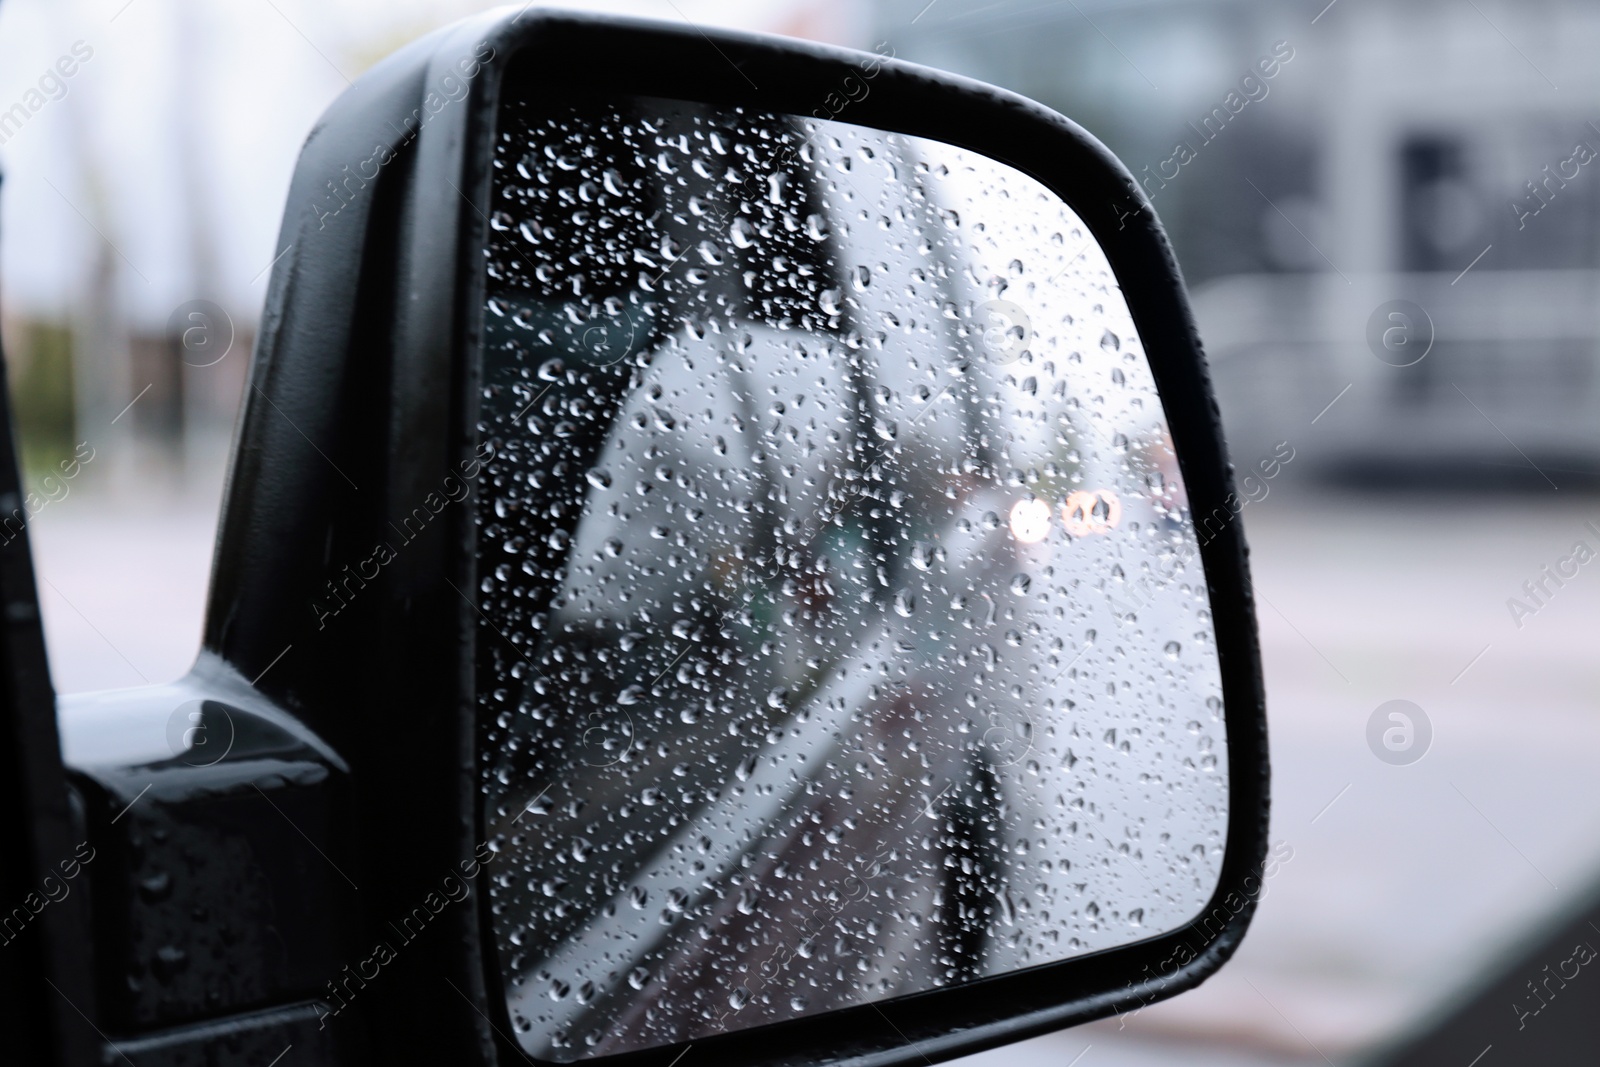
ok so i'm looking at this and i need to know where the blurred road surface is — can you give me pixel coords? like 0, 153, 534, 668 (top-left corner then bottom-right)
30, 483, 1600, 1067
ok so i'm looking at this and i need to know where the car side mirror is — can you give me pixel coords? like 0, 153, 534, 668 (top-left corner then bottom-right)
191, 9, 1268, 1066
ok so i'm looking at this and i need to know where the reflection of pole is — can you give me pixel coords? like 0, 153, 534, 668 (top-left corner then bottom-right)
933, 746, 1004, 984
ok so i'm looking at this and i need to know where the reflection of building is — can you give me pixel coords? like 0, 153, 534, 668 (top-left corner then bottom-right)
882, 0, 1600, 478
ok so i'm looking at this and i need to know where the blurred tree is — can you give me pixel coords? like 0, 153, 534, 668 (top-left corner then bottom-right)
9, 319, 75, 479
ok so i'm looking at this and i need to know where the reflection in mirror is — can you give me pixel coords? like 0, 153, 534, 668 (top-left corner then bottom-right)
474, 94, 1228, 1061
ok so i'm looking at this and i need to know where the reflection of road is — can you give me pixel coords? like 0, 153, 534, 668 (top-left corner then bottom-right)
481, 293, 1226, 1059
955, 491, 1600, 1066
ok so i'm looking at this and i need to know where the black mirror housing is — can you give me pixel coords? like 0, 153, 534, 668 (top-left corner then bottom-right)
200, 9, 1268, 1067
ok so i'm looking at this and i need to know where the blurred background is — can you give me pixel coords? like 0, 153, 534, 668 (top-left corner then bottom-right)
3, 0, 1597, 1063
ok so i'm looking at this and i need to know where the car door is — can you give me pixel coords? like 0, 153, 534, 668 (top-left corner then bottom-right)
0, 308, 95, 1067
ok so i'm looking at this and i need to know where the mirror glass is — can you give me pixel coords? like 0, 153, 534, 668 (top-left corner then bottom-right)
474, 93, 1228, 1060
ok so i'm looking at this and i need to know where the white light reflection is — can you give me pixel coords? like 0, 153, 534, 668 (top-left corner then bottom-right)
1009, 498, 1052, 543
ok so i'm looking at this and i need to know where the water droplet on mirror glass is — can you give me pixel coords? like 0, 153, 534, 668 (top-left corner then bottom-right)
475, 95, 1228, 1061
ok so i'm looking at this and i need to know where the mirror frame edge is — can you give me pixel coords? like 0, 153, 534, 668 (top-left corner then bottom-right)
450, 15, 1270, 1065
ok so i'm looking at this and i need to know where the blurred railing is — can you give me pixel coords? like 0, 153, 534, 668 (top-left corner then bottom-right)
1193, 271, 1600, 483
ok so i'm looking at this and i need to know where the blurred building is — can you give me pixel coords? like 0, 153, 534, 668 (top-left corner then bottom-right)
880, 0, 1600, 485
